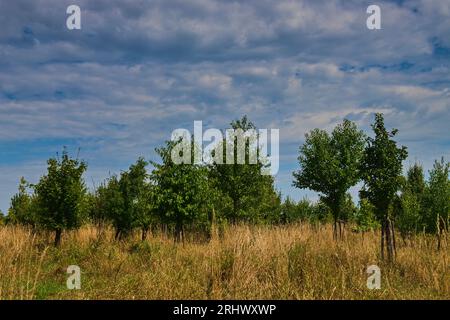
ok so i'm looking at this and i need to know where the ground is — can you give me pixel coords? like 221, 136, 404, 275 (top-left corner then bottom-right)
0, 224, 448, 299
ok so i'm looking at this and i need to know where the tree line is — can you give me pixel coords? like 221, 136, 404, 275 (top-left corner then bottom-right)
1, 114, 448, 262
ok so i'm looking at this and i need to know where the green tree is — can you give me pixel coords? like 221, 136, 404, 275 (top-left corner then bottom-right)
135, 181, 158, 241
152, 140, 212, 242
281, 196, 296, 223
103, 158, 149, 240
34, 149, 87, 246
281, 197, 315, 224
424, 158, 449, 250
97, 176, 125, 239
8, 177, 37, 228
360, 113, 408, 262
209, 116, 278, 223
396, 164, 426, 241
353, 198, 379, 233
0, 210, 4, 226
293, 119, 365, 239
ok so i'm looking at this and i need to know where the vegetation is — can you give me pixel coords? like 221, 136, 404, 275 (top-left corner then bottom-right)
0, 114, 448, 299
33, 149, 87, 246
0, 224, 447, 299
293, 119, 365, 239
360, 113, 408, 262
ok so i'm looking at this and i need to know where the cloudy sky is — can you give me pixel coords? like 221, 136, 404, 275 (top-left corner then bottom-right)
0, 0, 449, 213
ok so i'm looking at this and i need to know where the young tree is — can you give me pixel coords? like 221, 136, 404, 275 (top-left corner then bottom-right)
104, 158, 148, 240
97, 176, 125, 239
397, 164, 426, 241
8, 177, 36, 228
34, 149, 87, 246
360, 113, 408, 262
152, 140, 212, 242
135, 182, 158, 241
353, 198, 379, 233
209, 116, 278, 223
293, 119, 365, 239
424, 158, 449, 250
281, 197, 315, 224
0, 210, 5, 226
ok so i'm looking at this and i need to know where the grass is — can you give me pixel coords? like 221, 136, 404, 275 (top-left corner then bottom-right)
0, 223, 448, 300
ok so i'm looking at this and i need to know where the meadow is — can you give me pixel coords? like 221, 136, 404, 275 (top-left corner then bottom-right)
0, 223, 448, 300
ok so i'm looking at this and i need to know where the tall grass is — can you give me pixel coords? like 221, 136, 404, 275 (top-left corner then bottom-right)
0, 224, 448, 299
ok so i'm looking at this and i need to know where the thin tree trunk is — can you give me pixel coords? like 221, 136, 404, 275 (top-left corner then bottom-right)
381, 220, 385, 261
174, 221, 183, 243
385, 218, 395, 263
392, 219, 397, 255
54, 228, 62, 247
437, 215, 441, 251
333, 219, 338, 241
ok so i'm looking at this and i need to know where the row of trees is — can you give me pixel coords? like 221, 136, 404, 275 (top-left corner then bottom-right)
2, 114, 449, 262
292, 113, 449, 261
3, 117, 280, 245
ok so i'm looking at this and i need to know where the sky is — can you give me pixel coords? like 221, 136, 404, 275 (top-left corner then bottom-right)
0, 0, 449, 213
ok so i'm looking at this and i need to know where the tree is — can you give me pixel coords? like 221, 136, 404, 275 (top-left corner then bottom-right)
135, 181, 158, 241
396, 164, 426, 241
97, 176, 125, 239
209, 116, 278, 223
281, 197, 315, 224
293, 119, 365, 239
152, 140, 212, 242
8, 177, 37, 228
34, 149, 87, 246
353, 198, 379, 233
0, 210, 4, 226
360, 113, 408, 262
424, 158, 449, 250
100, 158, 149, 240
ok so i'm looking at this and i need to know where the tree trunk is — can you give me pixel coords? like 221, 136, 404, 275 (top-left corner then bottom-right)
436, 214, 442, 251
232, 197, 240, 225
392, 219, 397, 255
380, 220, 385, 261
174, 221, 183, 243
333, 220, 337, 241
54, 228, 62, 247
383, 217, 395, 263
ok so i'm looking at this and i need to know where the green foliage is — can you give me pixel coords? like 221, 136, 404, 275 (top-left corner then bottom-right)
353, 198, 379, 232
8, 177, 37, 227
396, 164, 426, 237
97, 176, 124, 234
33, 149, 87, 245
360, 113, 408, 261
293, 119, 365, 234
209, 116, 278, 223
34, 150, 87, 229
281, 197, 316, 223
117, 157, 149, 238
423, 158, 450, 234
360, 113, 408, 219
152, 139, 212, 241
90, 158, 150, 240
4, 114, 448, 250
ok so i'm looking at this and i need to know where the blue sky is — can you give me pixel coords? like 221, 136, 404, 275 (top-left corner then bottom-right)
0, 0, 449, 213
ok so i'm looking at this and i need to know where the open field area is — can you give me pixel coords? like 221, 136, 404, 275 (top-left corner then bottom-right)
0, 224, 448, 300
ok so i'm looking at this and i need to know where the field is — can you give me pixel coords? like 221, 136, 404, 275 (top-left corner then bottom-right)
0, 224, 448, 300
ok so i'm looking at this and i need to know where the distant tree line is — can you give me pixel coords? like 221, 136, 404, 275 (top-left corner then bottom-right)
1, 114, 449, 262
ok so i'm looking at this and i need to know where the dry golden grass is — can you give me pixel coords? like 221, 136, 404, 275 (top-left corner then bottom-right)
0, 224, 448, 300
